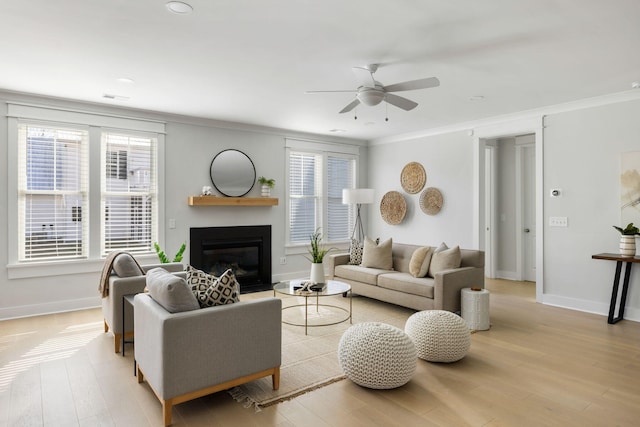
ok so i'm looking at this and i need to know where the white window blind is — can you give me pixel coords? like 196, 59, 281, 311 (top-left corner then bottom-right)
101, 132, 157, 255
288, 152, 321, 244
327, 155, 355, 241
17, 123, 89, 260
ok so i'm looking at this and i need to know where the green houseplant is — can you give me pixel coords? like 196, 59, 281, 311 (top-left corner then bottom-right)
153, 242, 186, 264
306, 228, 334, 284
613, 223, 639, 257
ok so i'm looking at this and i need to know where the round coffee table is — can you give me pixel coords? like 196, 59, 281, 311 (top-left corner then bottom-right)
273, 280, 352, 335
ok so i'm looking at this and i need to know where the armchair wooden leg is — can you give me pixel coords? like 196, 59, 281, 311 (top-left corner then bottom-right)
162, 399, 173, 426
114, 334, 122, 353
137, 365, 144, 383
103, 319, 109, 333
272, 366, 280, 390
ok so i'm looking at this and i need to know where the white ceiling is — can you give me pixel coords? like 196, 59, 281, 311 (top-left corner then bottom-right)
1, 0, 638, 141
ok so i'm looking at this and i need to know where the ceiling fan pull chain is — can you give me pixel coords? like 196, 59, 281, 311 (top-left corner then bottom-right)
385, 102, 389, 122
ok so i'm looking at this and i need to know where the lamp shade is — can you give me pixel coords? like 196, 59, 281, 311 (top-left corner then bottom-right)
342, 188, 374, 205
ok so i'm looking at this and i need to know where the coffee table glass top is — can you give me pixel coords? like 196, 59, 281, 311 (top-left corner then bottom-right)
273, 279, 350, 296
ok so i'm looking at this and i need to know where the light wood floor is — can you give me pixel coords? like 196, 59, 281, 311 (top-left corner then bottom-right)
2, 279, 640, 426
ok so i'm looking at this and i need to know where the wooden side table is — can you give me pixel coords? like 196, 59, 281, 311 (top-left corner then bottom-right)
592, 253, 640, 324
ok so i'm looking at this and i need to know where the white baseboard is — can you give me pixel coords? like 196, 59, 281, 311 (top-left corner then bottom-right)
0, 297, 100, 321
496, 270, 519, 281
542, 293, 640, 323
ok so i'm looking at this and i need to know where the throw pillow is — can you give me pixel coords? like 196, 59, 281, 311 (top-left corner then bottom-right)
428, 245, 462, 278
186, 265, 218, 297
348, 239, 363, 265
409, 246, 433, 278
112, 253, 143, 277
361, 237, 393, 270
199, 268, 240, 308
145, 268, 200, 313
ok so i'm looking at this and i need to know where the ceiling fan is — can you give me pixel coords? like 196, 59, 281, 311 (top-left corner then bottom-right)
306, 64, 440, 114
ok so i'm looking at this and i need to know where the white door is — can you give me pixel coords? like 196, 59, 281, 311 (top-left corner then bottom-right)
523, 145, 536, 282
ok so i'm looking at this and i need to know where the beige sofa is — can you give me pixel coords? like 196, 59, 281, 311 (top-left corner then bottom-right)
327, 243, 485, 312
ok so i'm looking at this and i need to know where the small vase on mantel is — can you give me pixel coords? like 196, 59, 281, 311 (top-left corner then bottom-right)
310, 262, 325, 284
619, 236, 636, 257
261, 184, 271, 197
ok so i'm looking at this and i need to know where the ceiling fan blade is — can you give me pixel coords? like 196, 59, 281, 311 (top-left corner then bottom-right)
384, 77, 440, 92
339, 98, 360, 114
352, 66, 376, 88
305, 90, 356, 94
385, 93, 418, 111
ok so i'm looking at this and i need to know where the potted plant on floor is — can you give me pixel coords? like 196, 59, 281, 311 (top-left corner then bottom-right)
258, 176, 275, 197
613, 223, 640, 256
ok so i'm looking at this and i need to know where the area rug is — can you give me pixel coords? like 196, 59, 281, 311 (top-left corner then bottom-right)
229, 294, 415, 409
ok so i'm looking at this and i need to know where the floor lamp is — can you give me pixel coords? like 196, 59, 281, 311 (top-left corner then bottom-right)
342, 188, 374, 243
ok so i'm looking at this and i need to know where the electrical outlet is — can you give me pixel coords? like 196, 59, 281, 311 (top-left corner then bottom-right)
168, 218, 176, 229
549, 216, 568, 227
279, 256, 287, 265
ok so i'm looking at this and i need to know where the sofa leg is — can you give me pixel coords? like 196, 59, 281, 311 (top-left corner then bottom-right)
162, 399, 173, 426
272, 366, 280, 390
114, 334, 122, 353
103, 319, 109, 333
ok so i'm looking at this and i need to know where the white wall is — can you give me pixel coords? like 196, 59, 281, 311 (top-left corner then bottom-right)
367, 130, 476, 248
0, 91, 367, 319
542, 99, 640, 320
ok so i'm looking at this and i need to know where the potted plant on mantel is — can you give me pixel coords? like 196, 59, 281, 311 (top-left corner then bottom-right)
613, 223, 640, 256
257, 176, 275, 197
306, 228, 333, 284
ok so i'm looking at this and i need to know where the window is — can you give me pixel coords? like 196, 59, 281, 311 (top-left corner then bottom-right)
102, 132, 157, 255
286, 140, 357, 246
17, 124, 89, 260
9, 102, 165, 267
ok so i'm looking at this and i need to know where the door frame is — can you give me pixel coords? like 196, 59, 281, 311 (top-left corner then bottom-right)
473, 117, 544, 302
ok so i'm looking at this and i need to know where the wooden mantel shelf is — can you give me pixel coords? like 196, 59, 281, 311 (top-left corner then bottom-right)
188, 196, 279, 206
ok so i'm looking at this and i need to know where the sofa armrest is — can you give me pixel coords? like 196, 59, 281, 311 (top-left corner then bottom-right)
134, 294, 282, 400
433, 266, 485, 312
327, 252, 350, 279
102, 275, 148, 335
141, 262, 184, 273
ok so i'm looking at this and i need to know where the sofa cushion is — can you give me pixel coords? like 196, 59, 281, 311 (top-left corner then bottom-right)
199, 268, 240, 307
186, 265, 218, 296
113, 253, 144, 277
348, 239, 364, 265
361, 237, 393, 270
334, 265, 388, 286
378, 272, 435, 299
409, 246, 433, 278
146, 268, 200, 313
429, 245, 462, 277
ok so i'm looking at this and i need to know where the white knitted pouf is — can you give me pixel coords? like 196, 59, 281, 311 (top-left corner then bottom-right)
338, 322, 417, 389
405, 310, 470, 363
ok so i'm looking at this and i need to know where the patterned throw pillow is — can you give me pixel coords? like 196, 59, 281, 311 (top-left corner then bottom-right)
186, 265, 218, 297
199, 268, 240, 308
348, 239, 363, 265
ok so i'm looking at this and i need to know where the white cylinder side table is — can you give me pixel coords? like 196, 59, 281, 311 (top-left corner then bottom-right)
461, 288, 490, 330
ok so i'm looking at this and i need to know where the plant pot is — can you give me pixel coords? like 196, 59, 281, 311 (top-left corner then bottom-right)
619, 235, 636, 257
261, 185, 271, 197
310, 262, 325, 284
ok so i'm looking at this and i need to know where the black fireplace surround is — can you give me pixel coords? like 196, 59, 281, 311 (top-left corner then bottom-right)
189, 225, 272, 293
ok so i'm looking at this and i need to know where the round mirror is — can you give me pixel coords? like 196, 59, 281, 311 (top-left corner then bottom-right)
209, 149, 256, 197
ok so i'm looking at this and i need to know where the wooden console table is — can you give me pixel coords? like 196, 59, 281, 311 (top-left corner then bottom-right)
592, 253, 640, 324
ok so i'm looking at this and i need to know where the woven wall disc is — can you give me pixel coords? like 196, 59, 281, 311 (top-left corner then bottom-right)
380, 191, 407, 225
420, 187, 443, 215
400, 162, 426, 194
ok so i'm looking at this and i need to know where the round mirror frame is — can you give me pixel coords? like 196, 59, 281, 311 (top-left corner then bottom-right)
209, 149, 256, 197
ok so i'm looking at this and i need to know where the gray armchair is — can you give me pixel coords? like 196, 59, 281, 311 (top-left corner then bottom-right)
101, 262, 184, 353
134, 294, 282, 426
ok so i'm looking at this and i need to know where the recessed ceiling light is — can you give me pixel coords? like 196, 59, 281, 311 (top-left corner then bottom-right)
117, 77, 135, 84
329, 129, 346, 133
103, 94, 130, 101
166, 1, 193, 14
469, 95, 485, 101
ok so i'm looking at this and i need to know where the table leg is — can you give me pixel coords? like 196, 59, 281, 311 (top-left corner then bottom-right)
349, 289, 352, 324
122, 296, 126, 357
608, 261, 632, 324
305, 295, 308, 335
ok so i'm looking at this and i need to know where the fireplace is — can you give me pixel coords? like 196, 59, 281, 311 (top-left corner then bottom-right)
190, 225, 272, 293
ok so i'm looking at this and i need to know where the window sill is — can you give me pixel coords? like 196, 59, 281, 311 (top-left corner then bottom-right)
7, 253, 159, 279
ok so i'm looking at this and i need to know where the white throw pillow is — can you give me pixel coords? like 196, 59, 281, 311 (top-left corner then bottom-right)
361, 237, 393, 270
